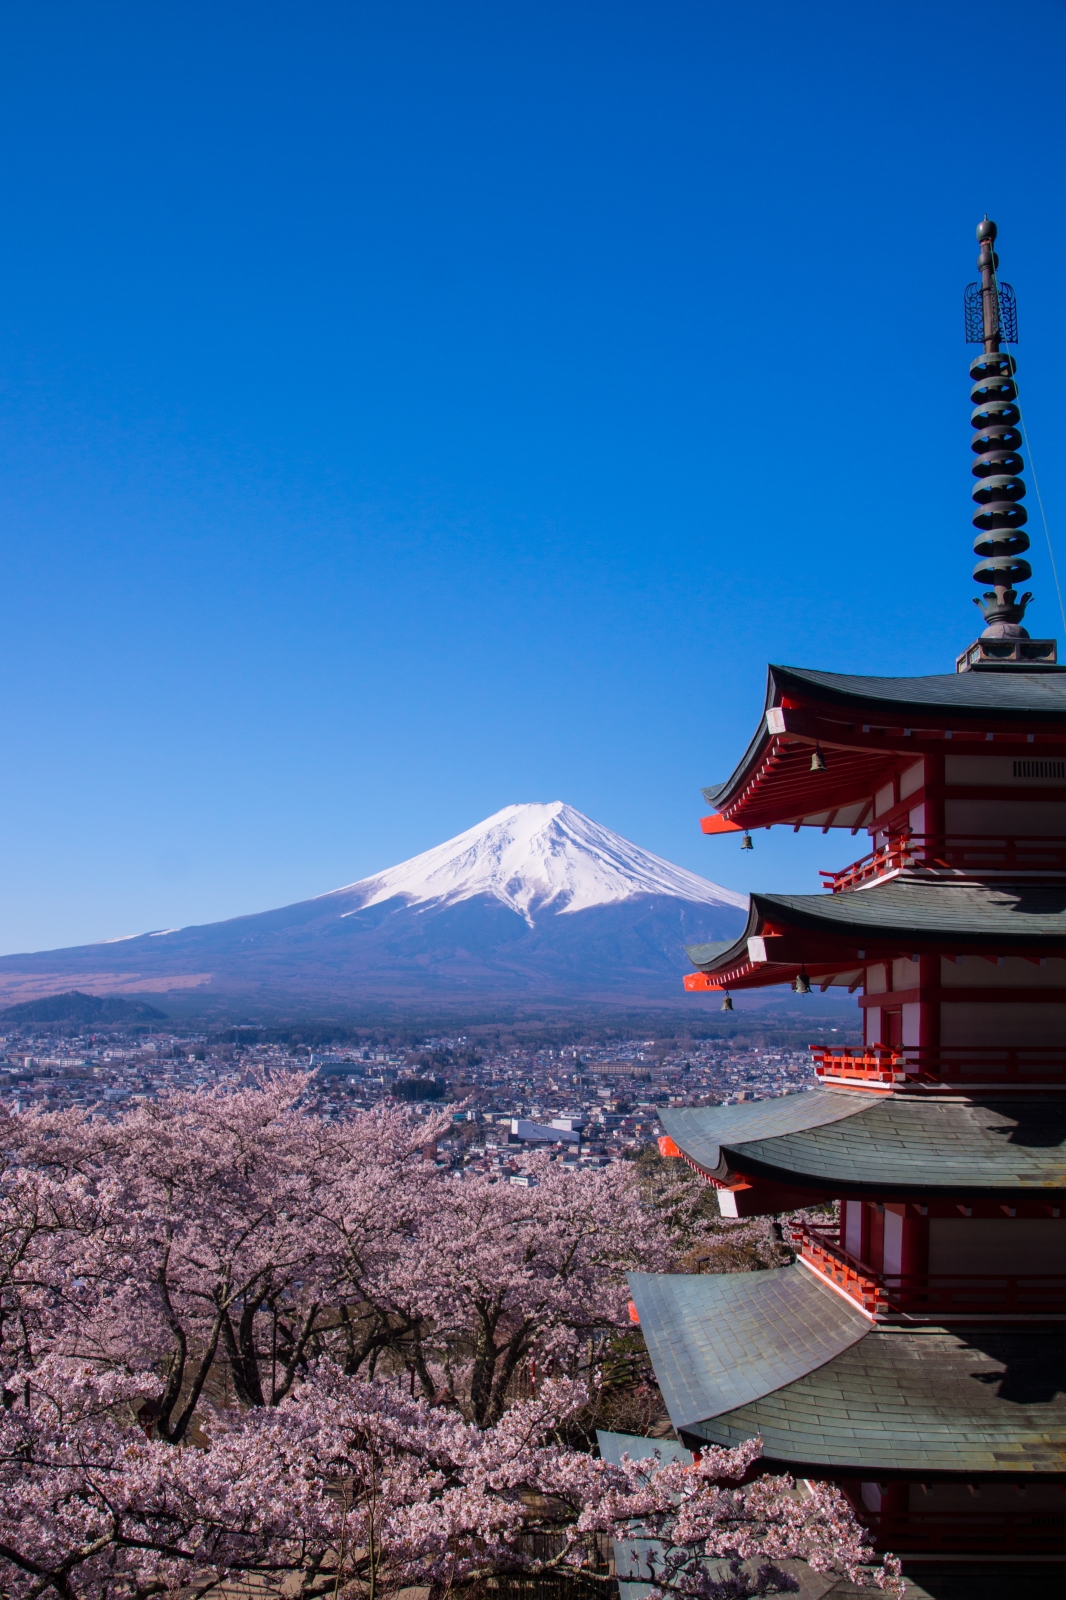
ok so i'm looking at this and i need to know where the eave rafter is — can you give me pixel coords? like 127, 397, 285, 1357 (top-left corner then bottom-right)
709, 692, 1066, 833
686, 914, 1066, 993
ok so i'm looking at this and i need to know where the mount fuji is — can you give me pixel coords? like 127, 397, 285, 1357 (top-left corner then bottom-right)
0, 804, 748, 1018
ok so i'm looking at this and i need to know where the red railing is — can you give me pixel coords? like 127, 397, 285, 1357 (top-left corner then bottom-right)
808, 1046, 907, 1087
792, 1222, 1066, 1316
822, 832, 1066, 893
811, 1044, 1066, 1088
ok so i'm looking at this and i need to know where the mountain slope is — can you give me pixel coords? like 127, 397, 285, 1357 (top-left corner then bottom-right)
0, 804, 748, 1016
332, 803, 745, 923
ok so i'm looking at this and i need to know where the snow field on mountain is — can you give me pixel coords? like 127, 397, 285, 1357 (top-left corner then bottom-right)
330, 802, 746, 927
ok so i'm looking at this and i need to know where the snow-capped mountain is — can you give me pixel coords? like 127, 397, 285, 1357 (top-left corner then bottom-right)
0, 805, 748, 1017
329, 803, 746, 924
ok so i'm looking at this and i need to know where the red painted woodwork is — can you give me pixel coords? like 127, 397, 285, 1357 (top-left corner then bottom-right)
700, 813, 743, 834
823, 832, 1066, 892
792, 1223, 1066, 1318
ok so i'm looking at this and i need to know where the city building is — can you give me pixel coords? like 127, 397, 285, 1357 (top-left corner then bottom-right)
630, 220, 1066, 1566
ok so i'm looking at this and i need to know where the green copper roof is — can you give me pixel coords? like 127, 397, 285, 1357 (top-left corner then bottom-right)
627, 1265, 869, 1431
701, 664, 1066, 810
771, 664, 1066, 716
685, 881, 1066, 974
660, 1094, 1066, 1197
688, 1322, 1066, 1475
662, 1091, 865, 1172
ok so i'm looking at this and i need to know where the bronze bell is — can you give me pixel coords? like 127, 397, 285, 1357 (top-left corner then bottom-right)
741, 831, 753, 850
810, 747, 827, 773
721, 993, 734, 1012
793, 971, 812, 995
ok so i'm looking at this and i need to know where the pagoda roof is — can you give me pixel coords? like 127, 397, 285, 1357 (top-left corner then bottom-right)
659, 1093, 1066, 1198
626, 1264, 869, 1430
703, 665, 1066, 831
761, 665, 1066, 722
630, 1267, 1066, 1476
685, 880, 1066, 990
687, 1319, 1066, 1476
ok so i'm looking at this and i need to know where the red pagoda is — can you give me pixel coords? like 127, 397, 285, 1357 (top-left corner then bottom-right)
629, 219, 1066, 1574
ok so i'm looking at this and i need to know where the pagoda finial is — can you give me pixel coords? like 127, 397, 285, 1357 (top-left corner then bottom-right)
967, 217, 1032, 638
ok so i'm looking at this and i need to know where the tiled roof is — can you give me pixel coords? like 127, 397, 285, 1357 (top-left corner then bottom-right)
661, 1092, 865, 1174
626, 1265, 869, 1431
660, 1095, 1066, 1196
685, 881, 1066, 974
688, 1322, 1066, 1474
701, 663, 1066, 814
773, 664, 1066, 716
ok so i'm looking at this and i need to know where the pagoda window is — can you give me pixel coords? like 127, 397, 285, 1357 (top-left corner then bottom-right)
883, 1008, 903, 1050
843, 1198, 863, 1257
947, 753, 1066, 786
865, 1202, 885, 1271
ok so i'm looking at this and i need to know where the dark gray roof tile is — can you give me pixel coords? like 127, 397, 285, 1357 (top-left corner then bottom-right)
662, 1093, 1066, 1195
627, 1264, 869, 1431
686, 1324, 1066, 1474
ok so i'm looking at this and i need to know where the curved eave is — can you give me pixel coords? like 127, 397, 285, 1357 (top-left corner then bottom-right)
685, 883, 1066, 994
660, 1096, 1066, 1199
703, 663, 1066, 831
627, 1265, 870, 1431
685, 1323, 1066, 1475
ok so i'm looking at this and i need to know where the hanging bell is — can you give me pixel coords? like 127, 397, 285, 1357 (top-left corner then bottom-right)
793, 971, 812, 995
740, 831, 753, 850
720, 993, 734, 1012
810, 747, 827, 773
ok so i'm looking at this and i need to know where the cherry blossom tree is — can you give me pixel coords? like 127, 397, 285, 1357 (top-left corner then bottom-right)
2, 1084, 667, 1431
381, 1153, 674, 1424
0, 1360, 899, 1600
0, 1081, 898, 1600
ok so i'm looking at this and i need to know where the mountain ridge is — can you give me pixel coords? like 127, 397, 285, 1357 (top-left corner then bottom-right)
0, 804, 749, 1016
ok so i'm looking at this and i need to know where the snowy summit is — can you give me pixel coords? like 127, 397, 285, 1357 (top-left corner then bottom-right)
330, 802, 747, 927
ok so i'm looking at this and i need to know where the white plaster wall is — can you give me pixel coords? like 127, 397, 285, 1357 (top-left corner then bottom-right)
883, 1209, 903, 1274
941, 956, 1066, 988
891, 957, 920, 989
945, 755, 1066, 785
944, 798, 1066, 835
940, 1002, 1066, 1046
928, 1218, 1066, 1273
844, 1199, 862, 1257
900, 761, 924, 799
911, 1482, 1066, 1512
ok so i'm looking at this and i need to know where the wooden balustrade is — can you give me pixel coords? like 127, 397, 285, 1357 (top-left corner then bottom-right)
810, 1044, 1066, 1087
821, 833, 1066, 893
791, 1222, 1066, 1317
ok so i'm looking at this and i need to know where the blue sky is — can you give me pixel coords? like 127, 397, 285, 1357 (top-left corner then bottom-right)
1, 0, 1065, 954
